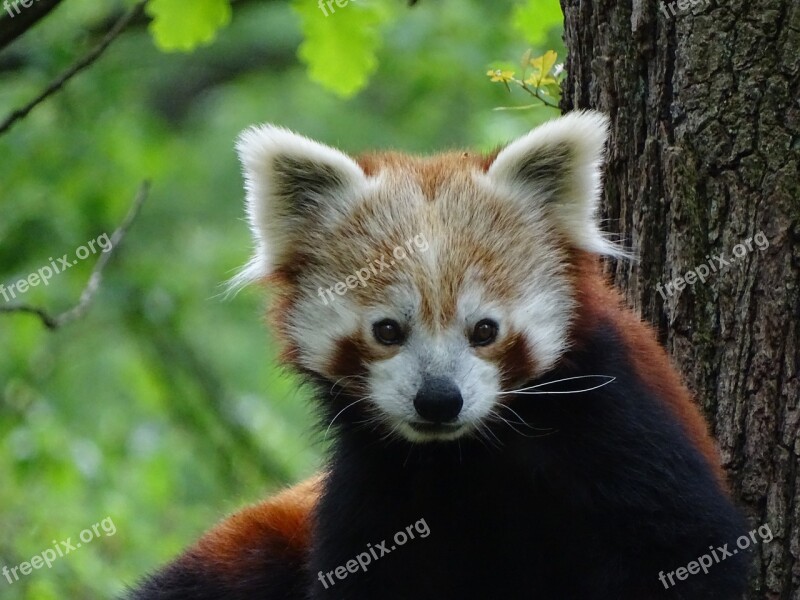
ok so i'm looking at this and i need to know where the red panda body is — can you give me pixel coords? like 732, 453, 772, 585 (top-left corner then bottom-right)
127, 113, 749, 599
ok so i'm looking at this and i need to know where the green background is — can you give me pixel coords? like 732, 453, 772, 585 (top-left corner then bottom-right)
0, 0, 561, 596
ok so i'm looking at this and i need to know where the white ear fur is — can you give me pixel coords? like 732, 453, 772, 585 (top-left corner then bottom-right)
487, 110, 626, 257
231, 125, 367, 289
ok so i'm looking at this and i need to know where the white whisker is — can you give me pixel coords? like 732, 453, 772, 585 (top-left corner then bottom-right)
488, 408, 557, 439
494, 403, 552, 431
329, 375, 368, 397
324, 397, 368, 441
498, 375, 616, 396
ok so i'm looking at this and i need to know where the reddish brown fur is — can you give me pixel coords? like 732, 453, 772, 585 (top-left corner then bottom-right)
356, 150, 493, 191
331, 153, 533, 330
182, 475, 322, 578
263, 272, 302, 367
328, 335, 371, 379
487, 332, 537, 389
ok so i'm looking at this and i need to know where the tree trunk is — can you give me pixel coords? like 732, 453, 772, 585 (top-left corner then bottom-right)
561, 1, 799, 598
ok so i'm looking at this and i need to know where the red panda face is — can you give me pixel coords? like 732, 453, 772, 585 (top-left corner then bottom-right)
235, 112, 623, 443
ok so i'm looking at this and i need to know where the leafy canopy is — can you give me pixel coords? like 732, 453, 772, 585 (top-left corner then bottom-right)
141, 0, 562, 99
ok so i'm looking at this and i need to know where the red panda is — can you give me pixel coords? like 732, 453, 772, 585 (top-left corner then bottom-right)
127, 112, 749, 599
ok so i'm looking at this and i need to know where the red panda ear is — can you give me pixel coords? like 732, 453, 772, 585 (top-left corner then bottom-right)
486, 110, 626, 258
232, 125, 367, 287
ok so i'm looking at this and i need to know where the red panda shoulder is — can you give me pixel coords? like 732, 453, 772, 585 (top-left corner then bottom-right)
568, 252, 725, 485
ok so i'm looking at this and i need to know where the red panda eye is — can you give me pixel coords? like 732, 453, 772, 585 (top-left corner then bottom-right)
471, 319, 498, 346
373, 319, 404, 345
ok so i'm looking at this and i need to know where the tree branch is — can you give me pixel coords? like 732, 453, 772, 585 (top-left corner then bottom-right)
0, 181, 151, 330
0, 0, 146, 137
0, 0, 64, 52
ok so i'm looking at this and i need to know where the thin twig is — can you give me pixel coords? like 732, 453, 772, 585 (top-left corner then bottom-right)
0, 304, 59, 328
519, 82, 560, 109
0, 181, 151, 330
0, 1, 146, 137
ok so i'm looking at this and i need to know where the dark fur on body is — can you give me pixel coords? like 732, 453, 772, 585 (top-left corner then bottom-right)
127, 314, 749, 600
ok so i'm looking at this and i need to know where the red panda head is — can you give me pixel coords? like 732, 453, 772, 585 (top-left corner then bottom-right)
235, 111, 625, 443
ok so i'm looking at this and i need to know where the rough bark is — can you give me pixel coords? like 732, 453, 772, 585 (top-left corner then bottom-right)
561, 0, 799, 598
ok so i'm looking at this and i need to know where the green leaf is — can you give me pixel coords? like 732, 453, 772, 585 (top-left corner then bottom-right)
543, 81, 562, 100
147, 0, 232, 52
511, 0, 563, 46
526, 50, 558, 86
531, 50, 557, 75
292, 0, 392, 98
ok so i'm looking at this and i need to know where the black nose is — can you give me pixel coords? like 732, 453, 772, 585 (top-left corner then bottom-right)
413, 377, 463, 423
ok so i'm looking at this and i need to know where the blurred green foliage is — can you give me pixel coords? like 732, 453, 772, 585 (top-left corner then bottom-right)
0, 0, 563, 596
